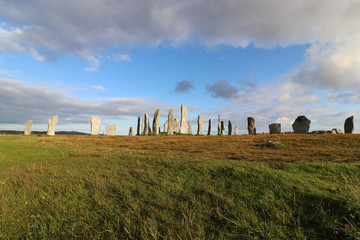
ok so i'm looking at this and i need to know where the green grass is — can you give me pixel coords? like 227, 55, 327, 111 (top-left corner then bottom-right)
0, 134, 360, 239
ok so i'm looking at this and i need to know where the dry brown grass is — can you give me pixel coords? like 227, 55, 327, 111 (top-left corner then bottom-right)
35, 133, 360, 163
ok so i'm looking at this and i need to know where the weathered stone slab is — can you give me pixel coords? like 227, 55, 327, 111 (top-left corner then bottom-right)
90, 116, 101, 135
106, 124, 116, 136
197, 114, 204, 135
180, 105, 187, 134
332, 128, 342, 134
141, 117, 145, 135
174, 118, 180, 133
221, 121, 225, 135
292, 115, 311, 134
144, 113, 149, 135
129, 127, 133, 136
207, 119, 212, 135
47, 115, 58, 136
137, 116, 141, 135
164, 121, 168, 133
152, 109, 160, 135
188, 121, 192, 135
344, 116, 354, 134
167, 109, 177, 135
217, 115, 221, 135
228, 120, 232, 135
234, 126, 238, 135
247, 117, 256, 135
24, 120, 33, 135
310, 130, 327, 134
269, 123, 281, 134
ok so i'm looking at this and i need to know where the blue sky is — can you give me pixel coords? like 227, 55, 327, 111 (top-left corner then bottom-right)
0, 0, 360, 135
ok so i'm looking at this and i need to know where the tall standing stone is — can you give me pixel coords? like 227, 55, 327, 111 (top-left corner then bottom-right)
137, 116, 141, 135
90, 116, 101, 135
197, 114, 204, 135
174, 118, 180, 133
180, 105, 187, 134
292, 115, 311, 134
47, 115, 58, 136
164, 121, 168, 133
221, 121, 225, 135
129, 127, 134, 136
148, 121, 151, 134
234, 126, 239, 135
217, 115, 221, 135
269, 123, 281, 134
228, 120, 232, 135
344, 116, 354, 134
167, 109, 177, 135
24, 120, 33, 135
141, 117, 145, 135
152, 109, 160, 135
207, 119, 212, 135
188, 121, 192, 135
106, 124, 116, 136
144, 113, 149, 135
247, 117, 256, 135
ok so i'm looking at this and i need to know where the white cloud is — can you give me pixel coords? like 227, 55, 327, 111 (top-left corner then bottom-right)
289, 37, 360, 89
111, 53, 131, 62
90, 85, 105, 91
0, 69, 15, 78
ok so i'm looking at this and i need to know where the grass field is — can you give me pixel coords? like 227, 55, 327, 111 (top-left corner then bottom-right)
0, 134, 359, 239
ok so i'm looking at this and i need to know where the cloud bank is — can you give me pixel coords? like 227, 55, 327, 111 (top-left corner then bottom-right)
0, 0, 359, 86
0, 78, 162, 125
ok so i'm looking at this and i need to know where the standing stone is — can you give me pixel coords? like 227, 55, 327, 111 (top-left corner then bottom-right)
221, 121, 225, 135
137, 116, 141, 135
129, 127, 134, 136
344, 116, 354, 134
174, 118, 180, 133
188, 121, 192, 135
180, 105, 187, 134
292, 115, 311, 134
47, 115, 58, 136
144, 113, 149, 135
24, 120, 33, 135
164, 121, 168, 133
228, 120, 232, 135
152, 109, 160, 135
167, 109, 177, 135
217, 115, 221, 135
141, 117, 145, 135
197, 114, 204, 135
234, 126, 239, 135
106, 124, 116, 136
90, 116, 101, 135
247, 117, 256, 135
207, 119, 212, 135
269, 123, 281, 134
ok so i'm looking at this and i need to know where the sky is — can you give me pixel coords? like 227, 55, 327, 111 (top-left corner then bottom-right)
1, 0, 360, 135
